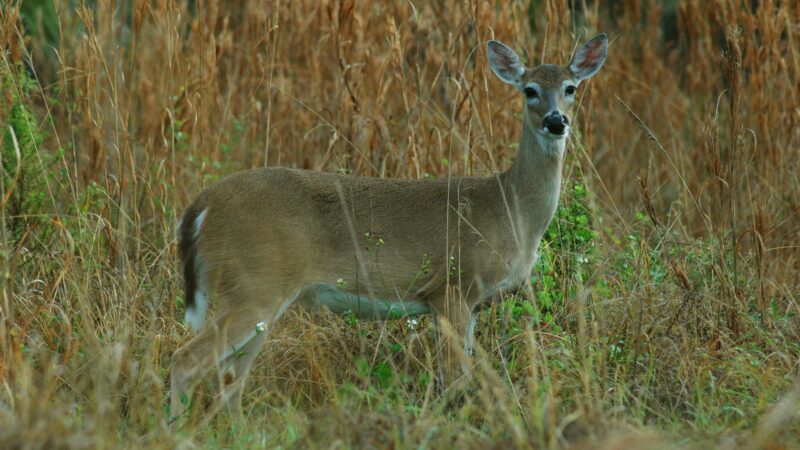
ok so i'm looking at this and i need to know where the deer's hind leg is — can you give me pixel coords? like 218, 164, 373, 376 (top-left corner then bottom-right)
170, 288, 298, 422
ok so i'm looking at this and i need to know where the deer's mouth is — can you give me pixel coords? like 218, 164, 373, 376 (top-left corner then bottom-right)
539, 124, 570, 139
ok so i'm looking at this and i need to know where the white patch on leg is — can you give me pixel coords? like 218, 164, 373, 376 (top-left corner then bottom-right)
461, 313, 478, 375
464, 314, 478, 357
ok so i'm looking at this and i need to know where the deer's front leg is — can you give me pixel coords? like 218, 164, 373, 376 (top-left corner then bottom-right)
431, 293, 477, 390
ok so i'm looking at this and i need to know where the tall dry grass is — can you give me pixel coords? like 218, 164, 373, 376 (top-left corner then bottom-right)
0, 0, 799, 448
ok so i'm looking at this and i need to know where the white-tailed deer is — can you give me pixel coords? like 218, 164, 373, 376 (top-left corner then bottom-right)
171, 33, 608, 419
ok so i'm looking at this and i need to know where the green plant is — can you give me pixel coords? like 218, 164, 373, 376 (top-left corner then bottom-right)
1, 62, 53, 241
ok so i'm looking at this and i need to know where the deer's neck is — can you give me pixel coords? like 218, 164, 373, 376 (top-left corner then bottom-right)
501, 117, 566, 245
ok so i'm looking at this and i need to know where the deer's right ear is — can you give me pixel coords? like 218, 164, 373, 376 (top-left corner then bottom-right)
487, 40, 526, 86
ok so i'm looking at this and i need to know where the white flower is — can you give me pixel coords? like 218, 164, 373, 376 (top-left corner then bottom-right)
406, 318, 419, 330
256, 321, 267, 333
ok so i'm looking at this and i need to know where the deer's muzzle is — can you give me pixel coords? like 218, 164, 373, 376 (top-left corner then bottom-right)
543, 113, 569, 135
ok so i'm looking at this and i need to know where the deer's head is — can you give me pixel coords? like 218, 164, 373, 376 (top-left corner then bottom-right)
487, 34, 608, 146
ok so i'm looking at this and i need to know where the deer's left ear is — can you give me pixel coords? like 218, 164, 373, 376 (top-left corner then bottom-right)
568, 33, 608, 82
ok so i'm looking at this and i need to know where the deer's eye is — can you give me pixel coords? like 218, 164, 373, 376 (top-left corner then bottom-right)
565, 85, 576, 95
524, 87, 538, 99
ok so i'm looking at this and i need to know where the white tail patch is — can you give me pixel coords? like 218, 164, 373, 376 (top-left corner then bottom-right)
194, 208, 208, 239
185, 208, 210, 332
185, 292, 207, 332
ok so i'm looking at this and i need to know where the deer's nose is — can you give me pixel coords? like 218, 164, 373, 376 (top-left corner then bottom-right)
543, 114, 569, 135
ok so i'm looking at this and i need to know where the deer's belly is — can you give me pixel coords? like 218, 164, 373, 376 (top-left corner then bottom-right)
295, 283, 431, 320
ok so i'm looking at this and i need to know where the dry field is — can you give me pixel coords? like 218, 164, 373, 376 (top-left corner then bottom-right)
1, 0, 799, 448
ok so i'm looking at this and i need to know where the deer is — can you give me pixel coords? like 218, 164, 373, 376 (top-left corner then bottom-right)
170, 33, 608, 421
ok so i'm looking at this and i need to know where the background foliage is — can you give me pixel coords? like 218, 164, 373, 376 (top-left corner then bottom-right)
1, 0, 798, 448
